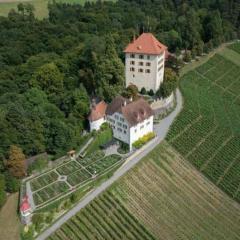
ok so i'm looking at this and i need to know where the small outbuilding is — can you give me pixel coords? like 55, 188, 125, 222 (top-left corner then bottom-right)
88, 100, 108, 132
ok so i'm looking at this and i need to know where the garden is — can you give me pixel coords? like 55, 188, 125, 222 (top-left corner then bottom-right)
28, 147, 123, 209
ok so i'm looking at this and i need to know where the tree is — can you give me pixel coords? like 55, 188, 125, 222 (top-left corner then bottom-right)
159, 68, 178, 98
7, 145, 26, 178
140, 87, 147, 95
123, 84, 139, 100
4, 171, 20, 193
31, 63, 64, 96
0, 174, 6, 208
183, 50, 192, 62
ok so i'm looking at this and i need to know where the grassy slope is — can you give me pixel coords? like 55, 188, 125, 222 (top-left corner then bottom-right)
0, 193, 21, 240
167, 46, 240, 202
0, 0, 97, 19
49, 141, 240, 240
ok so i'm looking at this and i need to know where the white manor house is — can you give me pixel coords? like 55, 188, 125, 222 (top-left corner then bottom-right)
89, 33, 167, 149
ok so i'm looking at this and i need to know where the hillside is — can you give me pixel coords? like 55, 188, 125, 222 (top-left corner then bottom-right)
48, 141, 240, 240
166, 43, 240, 202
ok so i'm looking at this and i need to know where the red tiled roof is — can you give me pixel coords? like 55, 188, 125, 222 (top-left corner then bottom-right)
124, 33, 167, 55
20, 195, 31, 212
106, 96, 154, 127
88, 100, 107, 122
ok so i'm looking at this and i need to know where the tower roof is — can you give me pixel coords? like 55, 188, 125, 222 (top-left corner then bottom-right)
124, 33, 167, 55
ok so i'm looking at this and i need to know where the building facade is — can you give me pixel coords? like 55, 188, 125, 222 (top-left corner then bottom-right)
106, 96, 154, 150
88, 100, 107, 132
124, 33, 167, 92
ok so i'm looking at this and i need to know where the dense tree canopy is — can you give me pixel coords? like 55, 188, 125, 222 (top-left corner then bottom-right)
0, 0, 239, 203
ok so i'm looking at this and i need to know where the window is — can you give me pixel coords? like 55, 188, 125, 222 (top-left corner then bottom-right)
139, 55, 144, 59
130, 61, 135, 65
147, 55, 150, 60
138, 62, 144, 66
123, 124, 127, 129
158, 65, 163, 72
130, 67, 135, 72
117, 122, 122, 127
138, 68, 143, 73
117, 128, 122, 132
115, 115, 119, 120
120, 117, 124, 122
147, 121, 150, 125
140, 125, 144, 129
158, 59, 163, 65
134, 129, 137, 133
130, 54, 135, 58
146, 62, 151, 66
145, 69, 151, 73
124, 130, 126, 134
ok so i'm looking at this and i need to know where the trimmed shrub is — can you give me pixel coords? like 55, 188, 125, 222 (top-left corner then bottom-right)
133, 132, 155, 149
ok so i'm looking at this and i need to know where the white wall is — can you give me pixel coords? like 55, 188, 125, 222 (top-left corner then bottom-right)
125, 52, 165, 92
89, 117, 106, 132
107, 113, 153, 151
129, 115, 153, 150
107, 113, 130, 144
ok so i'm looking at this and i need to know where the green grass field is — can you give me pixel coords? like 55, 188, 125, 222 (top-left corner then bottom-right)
0, 0, 97, 19
167, 43, 240, 202
48, 142, 240, 240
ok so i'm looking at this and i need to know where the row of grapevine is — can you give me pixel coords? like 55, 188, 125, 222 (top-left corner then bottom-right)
167, 53, 240, 202
49, 191, 156, 240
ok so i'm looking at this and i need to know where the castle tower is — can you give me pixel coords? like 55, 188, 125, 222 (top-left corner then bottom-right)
124, 33, 167, 92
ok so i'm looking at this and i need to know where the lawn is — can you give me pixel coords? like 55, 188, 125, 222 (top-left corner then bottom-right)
85, 127, 113, 155
0, 0, 98, 19
48, 142, 240, 240
166, 47, 240, 202
0, 193, 20, 240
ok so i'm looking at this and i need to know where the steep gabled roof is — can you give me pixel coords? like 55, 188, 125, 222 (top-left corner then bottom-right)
106, 96, 154, 127
124, 33, 167, 55
88, 100, 107, 122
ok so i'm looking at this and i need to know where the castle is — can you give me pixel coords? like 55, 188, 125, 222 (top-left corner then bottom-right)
89, 33, 167, 150
124, 33, 167, 92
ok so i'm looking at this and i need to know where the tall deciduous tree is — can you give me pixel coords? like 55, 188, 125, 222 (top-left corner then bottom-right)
158, 68, 178, 98
7, 145, 26, 178
31, 63, 64, 96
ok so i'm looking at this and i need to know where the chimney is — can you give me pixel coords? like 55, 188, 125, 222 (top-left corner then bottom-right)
92, 99, 96, 110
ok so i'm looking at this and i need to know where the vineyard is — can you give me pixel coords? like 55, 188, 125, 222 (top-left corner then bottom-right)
228, 41, 240, 54
166, 47, 240, 202
29, 150, 123, 208
48, 193, 155, 240
48, 142, 240, 240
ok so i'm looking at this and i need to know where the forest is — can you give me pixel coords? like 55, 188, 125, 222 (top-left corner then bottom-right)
0, 0, 240, 207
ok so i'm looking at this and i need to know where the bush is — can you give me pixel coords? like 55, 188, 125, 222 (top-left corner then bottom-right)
32, 213, 44, 232
140, 87, 147, 95
4, 172, 20, 193
148, 89, 154, 96
133, 132, 155, 149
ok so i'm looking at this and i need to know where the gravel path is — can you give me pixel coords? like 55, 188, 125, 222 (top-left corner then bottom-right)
36, 89, 183, 240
